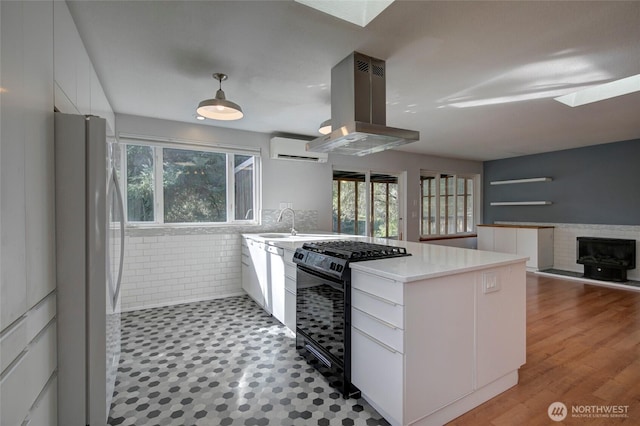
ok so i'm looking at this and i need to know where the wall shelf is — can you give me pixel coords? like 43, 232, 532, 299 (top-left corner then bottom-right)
490, 201, 552, 206
490, 177, 552, 185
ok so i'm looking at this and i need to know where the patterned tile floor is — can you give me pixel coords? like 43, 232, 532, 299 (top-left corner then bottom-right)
108, 295, 390, 426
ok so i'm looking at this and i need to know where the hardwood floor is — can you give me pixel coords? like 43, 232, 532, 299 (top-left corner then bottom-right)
450, 273, 640, 425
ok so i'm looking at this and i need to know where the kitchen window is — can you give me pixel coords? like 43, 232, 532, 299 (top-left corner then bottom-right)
420, 172, 477, 238
121, 139, 260, 225
332, 170, 403, 239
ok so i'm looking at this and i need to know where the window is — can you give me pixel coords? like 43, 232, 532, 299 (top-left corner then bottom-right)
332, 170, 401, 239
421, 172, 477, 237
123, 142, 259, 225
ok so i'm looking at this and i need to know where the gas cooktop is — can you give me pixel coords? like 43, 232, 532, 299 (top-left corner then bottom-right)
300, 240, 411, 261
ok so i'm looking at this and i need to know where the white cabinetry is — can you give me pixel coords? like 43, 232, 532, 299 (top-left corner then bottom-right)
242, 237, 297, 335
477, 225, 553, 271
53, 1, 115, 133
267, 245, 285, 323
283, 250, 297, 334
241, 238, 267, 309
351, 273, 405, 423
351, 263, 526, 426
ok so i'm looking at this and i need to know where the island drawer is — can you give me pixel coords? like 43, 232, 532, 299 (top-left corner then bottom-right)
351, 326, 403, 424
352, 306, 403, 353
351, 287, 404, 329
351, 271, 403, 305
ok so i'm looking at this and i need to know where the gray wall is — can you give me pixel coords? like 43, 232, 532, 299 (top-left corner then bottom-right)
483, 139, 640, 225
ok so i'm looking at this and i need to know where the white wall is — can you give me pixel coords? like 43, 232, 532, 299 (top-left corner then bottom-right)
1, 1, 57, 425
114, 114, 482, 310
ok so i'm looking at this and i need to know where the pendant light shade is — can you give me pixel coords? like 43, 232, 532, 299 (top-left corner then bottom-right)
318, 118, 332, 135
197, 73, 244, 120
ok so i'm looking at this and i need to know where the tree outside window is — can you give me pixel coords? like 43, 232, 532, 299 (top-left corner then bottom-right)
124, 143, 258, 225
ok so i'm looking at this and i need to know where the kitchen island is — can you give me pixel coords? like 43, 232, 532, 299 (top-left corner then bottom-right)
349, 239, 527, 426
243, 234, 527, 426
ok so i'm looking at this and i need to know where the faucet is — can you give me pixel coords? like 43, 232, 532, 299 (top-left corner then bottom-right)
277, 208, 297, 236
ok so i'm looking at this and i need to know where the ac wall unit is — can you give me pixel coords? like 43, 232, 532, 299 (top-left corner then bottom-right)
270, 137, 328, 163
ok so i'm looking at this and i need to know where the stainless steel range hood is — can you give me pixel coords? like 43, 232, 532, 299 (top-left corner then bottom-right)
307, 52, 419, 156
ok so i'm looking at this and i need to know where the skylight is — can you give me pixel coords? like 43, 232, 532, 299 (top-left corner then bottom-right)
554, 74, 640, 107
295, 0, 395, 27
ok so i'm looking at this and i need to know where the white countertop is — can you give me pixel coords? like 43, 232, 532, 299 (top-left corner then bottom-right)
349, 240, 527, 283
242, 233, 527, 282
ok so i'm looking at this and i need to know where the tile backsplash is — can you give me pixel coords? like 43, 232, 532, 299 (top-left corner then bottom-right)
119, 209, 318, 311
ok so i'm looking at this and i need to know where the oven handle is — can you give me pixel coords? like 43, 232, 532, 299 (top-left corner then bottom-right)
305, 344, 332, 368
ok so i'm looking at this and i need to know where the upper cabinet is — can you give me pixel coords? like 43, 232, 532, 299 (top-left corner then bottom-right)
53, 1, 115, 134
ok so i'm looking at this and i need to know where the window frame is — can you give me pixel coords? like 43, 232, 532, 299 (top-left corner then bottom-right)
332, 168, 406, 240
119, 135, 261, 227
420, 171, 479, 239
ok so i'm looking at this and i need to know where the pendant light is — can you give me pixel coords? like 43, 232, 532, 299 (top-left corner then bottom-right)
318, 118, 332, 135
196, 73, 244, 120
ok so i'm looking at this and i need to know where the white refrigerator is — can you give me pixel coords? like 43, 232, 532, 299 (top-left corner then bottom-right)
55, 113, 125, 425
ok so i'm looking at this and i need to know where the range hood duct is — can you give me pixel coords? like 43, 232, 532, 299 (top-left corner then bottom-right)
307, 52, 419, 156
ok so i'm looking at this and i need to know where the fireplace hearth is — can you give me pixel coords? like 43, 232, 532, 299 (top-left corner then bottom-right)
577, 237, 636, 282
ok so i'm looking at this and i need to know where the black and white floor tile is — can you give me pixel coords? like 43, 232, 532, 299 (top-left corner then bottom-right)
108, 295, 389, 426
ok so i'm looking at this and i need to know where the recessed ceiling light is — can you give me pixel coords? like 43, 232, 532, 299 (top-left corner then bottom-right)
555, 74, 640, 107
295, 0, 395, 27
195, 115, 205, 121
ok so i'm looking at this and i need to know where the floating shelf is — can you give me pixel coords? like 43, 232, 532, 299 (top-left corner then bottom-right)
490, 177, 552, 185
490, 201, 552, 206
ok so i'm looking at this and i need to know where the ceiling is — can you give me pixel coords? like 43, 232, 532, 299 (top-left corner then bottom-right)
67, 0, 640, 161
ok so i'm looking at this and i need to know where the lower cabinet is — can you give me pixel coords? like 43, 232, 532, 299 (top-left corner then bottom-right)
241, 238, 267, 309
477, 225, 554, 271
242, 237, 297, 334
283, 252, 297, 334
268, 245, 285, 324
351, 327, 403, 421
350, 263, 526, 426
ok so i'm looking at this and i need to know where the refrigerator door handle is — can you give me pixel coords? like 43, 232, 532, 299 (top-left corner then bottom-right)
112, 167, 126, 310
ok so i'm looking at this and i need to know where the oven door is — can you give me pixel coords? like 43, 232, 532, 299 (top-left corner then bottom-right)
296, 265, 346, 367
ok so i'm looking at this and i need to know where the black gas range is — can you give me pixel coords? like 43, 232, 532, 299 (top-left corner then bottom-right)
293, 240, 411, 398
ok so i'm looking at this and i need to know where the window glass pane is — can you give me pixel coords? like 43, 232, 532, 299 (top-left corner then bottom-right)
332, 180, 339, 232
126, 145, 154, 222
421, 176, 437, 236
372, 174, 398, 239
466, 178, 474, 232
457, 195, 465, 233
333, 171, 366, 235
234, 155, 254, 221
163, 148, 227, 223
439, 174, 453, 234
356, 181, 366, 236
339, 180, 356, 234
